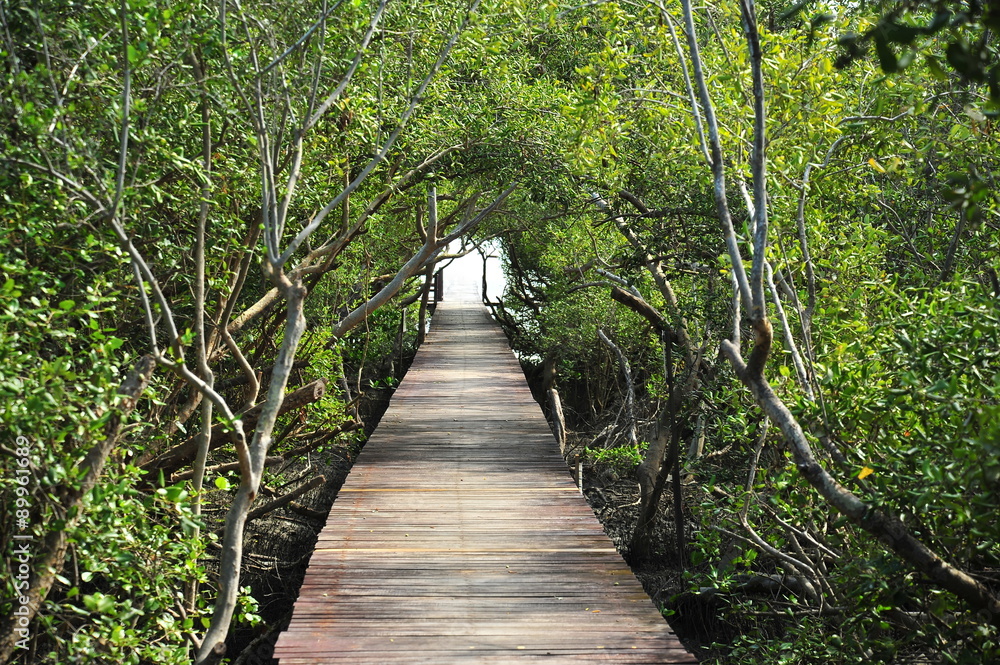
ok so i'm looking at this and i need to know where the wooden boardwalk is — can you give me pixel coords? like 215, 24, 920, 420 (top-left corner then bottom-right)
273, 298, 697, 664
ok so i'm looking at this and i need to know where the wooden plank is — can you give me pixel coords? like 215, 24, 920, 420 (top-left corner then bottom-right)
273, 299, 697, 664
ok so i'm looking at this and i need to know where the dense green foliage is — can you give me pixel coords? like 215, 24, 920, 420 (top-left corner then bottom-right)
489, 1, 1000, 663
1, 0, 998, 663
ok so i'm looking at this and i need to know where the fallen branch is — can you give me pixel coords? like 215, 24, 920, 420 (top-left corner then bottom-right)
288, 501, 328, 520
213, 360, 308, 391
610, 285, 672, 339
172, 457, 284, 483
141, 379, 327, 478
281, 420, 363, 460
245, 476, 326, 523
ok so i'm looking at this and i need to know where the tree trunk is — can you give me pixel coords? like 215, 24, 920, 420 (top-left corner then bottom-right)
417, 265, 434, 345
195, 277, 309, 664
547, 388, 567, 456
630, 423, 682, 560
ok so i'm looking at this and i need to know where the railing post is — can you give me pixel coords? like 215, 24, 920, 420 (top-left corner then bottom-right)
434, 269, 444, 302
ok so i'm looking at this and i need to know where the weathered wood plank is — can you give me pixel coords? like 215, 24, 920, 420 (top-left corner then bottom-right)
273, 300, 697, 664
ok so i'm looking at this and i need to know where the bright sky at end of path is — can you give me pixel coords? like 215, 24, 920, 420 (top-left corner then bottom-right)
442, 240, 506, 303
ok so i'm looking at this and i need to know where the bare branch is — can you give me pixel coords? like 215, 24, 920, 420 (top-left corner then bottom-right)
141, 380, 326, 478
609, 286, 671, 339
595, 268, 641, 298
597, 329, 638, 446
188, 50, 215, 610
278, 0, 483, 266
740, 0, 768, 320
653, 1, 710, 164
258, 0, 347, 77
593, 192, 694, 361
678, 0, 752, 313
765, 263, 814, 399
111, 0, 130, 219
304, 0, 387, 131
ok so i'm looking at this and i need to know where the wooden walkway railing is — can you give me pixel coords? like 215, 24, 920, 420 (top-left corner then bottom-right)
273, 300, 697, 664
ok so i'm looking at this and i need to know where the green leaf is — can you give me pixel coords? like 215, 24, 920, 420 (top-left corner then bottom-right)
164, 486, 188, 503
